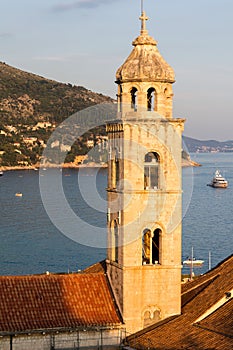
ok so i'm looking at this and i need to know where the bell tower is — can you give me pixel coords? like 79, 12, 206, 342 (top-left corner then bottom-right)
106, 6, 185, 334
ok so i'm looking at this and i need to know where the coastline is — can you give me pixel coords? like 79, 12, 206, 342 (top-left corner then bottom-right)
0, 159, 200, 172
0, 162, 108, 171
182, 159, 201, 167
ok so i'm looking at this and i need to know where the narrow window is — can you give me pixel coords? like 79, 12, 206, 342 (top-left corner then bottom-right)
111, 220, 119, 262
164, 88, 170, 117
115, 155, 120, 185
111, 158, 116, 188
111, 149, 120, 188
152, 229, 161, 264
147, 88, 157, 111
131, 87, 138, 111
114, 221, 119, 262
118, 86, 123, 112
144, 152, 160, 189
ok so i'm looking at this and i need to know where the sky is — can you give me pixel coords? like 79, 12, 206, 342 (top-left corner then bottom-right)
1, 0, 233, 141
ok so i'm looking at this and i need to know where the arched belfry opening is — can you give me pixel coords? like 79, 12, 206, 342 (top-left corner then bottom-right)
144, 152, 160, 190
142, 229, 151, 264
142, 228, 162, 265
131, 87, 138, 111
152, 228, 162, 264
147, 88, 157, 111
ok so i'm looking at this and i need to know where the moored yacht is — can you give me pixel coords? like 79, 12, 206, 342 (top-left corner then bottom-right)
208, 170, 228, 188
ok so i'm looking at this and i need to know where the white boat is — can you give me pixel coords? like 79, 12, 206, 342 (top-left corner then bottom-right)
183, 247, 204, 267
208, 170, 228, 188
183, 258, 204, 266
0, 171, 3, 176
15, 192, 23, 197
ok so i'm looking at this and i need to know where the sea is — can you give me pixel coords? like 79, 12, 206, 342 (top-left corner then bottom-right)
0, 152, 232, 276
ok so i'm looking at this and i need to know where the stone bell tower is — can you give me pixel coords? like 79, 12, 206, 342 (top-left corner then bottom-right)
106, 8, 185, 334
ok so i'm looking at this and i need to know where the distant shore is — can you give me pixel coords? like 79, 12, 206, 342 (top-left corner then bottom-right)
0, 162, 108, 171
0, 159, 200, 172
182, 159, 201, 167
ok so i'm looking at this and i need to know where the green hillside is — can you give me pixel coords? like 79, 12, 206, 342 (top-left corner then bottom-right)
0, 62, 114, 167
1, 62, 229, 168
0, 61, 113, 126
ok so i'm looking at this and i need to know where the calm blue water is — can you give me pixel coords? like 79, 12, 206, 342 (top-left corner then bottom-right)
0, 153, 232, 276
182, 152, 233, 274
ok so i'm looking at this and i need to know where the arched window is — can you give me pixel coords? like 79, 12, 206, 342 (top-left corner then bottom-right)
143, 309, 161, 328
144, 152, 160, 190
147, 88, 157, 111
152, 228, 161, 264
131, 87, 138, 111
142, 229, 151, 264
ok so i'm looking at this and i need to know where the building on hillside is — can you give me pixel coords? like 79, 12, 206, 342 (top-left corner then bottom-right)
86, 139, 95, 148
33, 121, 52, 130
23, 137, 38, 145
74, 154, 88, 165
13, 142, 21, 148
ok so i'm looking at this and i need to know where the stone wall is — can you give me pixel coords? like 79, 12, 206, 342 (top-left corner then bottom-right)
0, 329, 125, 350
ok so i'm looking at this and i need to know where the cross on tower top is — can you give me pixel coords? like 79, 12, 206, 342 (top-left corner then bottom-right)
139, 10, 149, 34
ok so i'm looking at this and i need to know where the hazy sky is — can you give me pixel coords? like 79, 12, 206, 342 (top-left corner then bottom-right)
1, 0, 233, 141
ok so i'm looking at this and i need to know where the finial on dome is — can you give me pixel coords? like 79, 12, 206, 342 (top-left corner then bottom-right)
139, 0, 148, 34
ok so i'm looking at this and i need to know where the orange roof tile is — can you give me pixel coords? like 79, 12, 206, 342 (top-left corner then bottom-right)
82, 260, 106, 274
0, 273, 121, 334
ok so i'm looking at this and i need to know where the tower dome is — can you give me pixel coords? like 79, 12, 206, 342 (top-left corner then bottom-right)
115, 10, 175, 118
116, 11, 175, 84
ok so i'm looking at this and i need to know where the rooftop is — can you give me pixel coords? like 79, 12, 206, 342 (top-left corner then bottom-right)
125, 254, 233, 350
0, 272, 121, 335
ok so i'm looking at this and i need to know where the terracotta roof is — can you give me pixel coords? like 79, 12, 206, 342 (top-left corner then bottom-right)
125, 255, 233, 350
82, 260, 106, 274
0, 273, 121, 334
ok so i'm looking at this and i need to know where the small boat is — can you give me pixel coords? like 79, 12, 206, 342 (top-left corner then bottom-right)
183, 258, 204, 266
0, 171, 3, 176
15, 192, 23, 197
208, 170, 228, 188
183, 247, 204, 267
